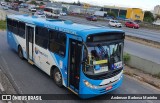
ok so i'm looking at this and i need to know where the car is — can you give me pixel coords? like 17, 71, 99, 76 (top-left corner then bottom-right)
36, 10, 44, 15
86, 15, 97, 21
134, 20, 142, 24
3, 6, 8, 10
60, 12, 67, 16
7, 5, 13, 9
104, 16, 113, 21
34, 13, 46, 18
109, 20, 122, 28
1, 2, 6, 6
125, 21, 139, 29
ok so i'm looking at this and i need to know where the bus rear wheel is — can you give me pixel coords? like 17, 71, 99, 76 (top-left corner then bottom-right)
53, 68, 63, 87
18, 46, 23, 59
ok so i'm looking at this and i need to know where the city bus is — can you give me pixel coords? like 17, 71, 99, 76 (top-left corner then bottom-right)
7, 14, 125, 98
44, 7, 60, 18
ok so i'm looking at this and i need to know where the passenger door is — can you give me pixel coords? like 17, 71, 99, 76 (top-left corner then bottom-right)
26, 24, 35, 63
68, 39, 82, 93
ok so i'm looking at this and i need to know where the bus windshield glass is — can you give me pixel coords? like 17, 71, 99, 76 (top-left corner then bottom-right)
83, 42, 123, 75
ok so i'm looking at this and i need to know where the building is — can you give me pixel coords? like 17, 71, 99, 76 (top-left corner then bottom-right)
103, 5, 144, 21
154, 5, 160, 15
103, 5, 128, 19
46, 2, 101, 14
126, 8, 144, 21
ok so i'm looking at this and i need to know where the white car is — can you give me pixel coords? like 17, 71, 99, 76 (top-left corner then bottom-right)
34, 13, 46, 18
3, 6, 8, 10
60, 12, 67, 16
1, 2, 6, 6
109, 20, 122, 28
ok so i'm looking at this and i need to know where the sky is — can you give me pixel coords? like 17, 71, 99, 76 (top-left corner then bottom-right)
54, 0, 160, 10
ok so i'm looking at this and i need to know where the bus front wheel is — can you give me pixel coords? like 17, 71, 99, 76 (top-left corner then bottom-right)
53, 68, 63, 87
18, 46, 23, 59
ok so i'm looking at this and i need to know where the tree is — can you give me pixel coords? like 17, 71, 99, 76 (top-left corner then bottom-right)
107, 11, 117, 18
30, 1, 37, 5
77, 0, 81, 6
73, 2, 76, 5
40, 2, 44, 5
144, 11, 154, 23
5, 0, 10, 2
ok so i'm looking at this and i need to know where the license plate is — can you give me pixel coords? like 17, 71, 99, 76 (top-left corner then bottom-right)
106, 86, 112, 90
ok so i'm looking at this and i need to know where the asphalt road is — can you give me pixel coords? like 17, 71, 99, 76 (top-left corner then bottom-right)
0, 31, 160, 103
58, 16, 160, 64
124, 40, 160, 64
1, 7, 160, 64
1, 6, 160, 43
59, 16, 160, 43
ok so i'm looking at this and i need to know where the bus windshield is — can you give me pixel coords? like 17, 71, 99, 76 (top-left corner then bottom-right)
83, 42, 123, 75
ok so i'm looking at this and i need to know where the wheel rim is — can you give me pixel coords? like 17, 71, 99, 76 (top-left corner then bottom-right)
55, 72, 61, 82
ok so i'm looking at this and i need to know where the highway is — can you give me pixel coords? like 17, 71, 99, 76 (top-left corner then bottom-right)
1, 7, 160, 64
59, 16, 160, 43
0, 31, 159, 103
58, 16, 160, 64
1, 6, 160, 43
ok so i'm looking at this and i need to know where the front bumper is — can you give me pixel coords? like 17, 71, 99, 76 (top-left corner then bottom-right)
79, 75, 123, 99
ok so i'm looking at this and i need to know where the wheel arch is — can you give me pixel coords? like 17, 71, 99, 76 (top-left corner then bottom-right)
18, 44, 22, 52
50, 65, 59, 77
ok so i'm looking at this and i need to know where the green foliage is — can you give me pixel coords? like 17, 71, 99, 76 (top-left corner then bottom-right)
123, 53, 131, 64
40, 2, 44, 5
144, 11, 154, 23
0, 20, 6, 30
107, 11, 117, 18
30, 0, 37, 5
72, 0, 81, 6
5, 0, 10, 2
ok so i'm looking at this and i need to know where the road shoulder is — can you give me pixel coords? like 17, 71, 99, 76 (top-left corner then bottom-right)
124, 65, 160, 90
0, 68, 23, 103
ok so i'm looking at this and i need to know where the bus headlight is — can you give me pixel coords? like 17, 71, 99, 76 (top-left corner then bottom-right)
83, 80, 98, 89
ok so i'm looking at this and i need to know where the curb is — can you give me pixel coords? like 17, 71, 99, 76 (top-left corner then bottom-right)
124, 68, 160, 90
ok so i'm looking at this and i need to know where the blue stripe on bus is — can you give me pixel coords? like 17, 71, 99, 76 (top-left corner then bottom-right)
7, 31, 18, 51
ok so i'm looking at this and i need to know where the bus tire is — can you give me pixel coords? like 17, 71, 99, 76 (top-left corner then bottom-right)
53, 68, 63, 87
18, 46, 23, 59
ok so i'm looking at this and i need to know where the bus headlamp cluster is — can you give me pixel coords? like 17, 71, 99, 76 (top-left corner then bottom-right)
83, 80, 98, 89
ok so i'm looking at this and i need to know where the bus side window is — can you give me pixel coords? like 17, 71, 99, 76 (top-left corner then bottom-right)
35, 26, 49, 49
12, 20, 18, 35
18, 22, 25, 39
7, 18, 13, 32
49, 30, 66, 57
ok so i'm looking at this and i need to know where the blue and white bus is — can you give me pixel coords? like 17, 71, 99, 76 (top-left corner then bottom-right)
7, 14, 125, 98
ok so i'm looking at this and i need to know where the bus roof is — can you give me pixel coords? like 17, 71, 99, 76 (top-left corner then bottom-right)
7, 15, 124, 38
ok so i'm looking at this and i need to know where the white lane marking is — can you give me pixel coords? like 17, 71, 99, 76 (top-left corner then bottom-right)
1, 55, 29, 103
1, 56, 23, 94
0, 83, 4, 92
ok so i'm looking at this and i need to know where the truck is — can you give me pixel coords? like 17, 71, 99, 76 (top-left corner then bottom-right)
94, 11, 107, 17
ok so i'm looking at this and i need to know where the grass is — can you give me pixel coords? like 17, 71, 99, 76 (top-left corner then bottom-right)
0, 20, 6, 30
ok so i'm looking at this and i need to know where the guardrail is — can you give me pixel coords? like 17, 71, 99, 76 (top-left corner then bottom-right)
125, 52, 160, 75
